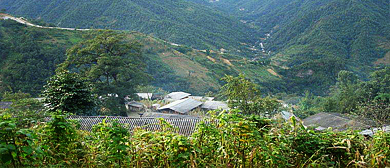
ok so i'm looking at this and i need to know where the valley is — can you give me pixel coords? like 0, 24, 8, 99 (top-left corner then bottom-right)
0, 1, 389, 167
0, 0, 389, 96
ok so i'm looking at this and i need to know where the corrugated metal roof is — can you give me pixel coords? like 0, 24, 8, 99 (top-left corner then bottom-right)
189, 96, 215, 101
303, 112, 368, 131
158, 98, 202, 114
126, 101, 145, 108
143, 112, 200, 119
60, 116, 204, 136
164, 92, 191, 101
281, 111, 296, 121
201, 101, 229, 110
360, 126, 390, 136
136, 93, 153, 99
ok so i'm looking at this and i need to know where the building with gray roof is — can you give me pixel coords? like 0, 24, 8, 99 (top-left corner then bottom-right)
164, 92, 191, 102
136, 93, 153, 100
360, 125, 390, 136
201, 101, 229, 111
158, 98, 202, 114
49, 116, 203, 136
125, 101, 145, 112
303, 112, 369, 131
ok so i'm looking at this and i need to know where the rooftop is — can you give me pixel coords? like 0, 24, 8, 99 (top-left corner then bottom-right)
63, 116, 203, 136
164, 92, 191, 101
303, 112, 369, 131
158, 98, 202, 114
201, 101, 229, 110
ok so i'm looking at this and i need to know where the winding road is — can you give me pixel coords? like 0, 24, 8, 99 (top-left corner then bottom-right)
0, 13, 92, 31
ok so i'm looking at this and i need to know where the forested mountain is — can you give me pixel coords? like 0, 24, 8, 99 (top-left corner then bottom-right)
0, 0, 260, 51
0, 19, 278, 96
188, 0, 390, 95
1, 0, 389, 96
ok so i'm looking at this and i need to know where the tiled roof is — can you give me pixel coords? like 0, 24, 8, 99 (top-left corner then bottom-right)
64, 116, 204, 136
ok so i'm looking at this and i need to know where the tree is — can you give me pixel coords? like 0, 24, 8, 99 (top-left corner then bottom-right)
42, 70, 96, 115
220, 74, 280, 115
60, 30, 149, 115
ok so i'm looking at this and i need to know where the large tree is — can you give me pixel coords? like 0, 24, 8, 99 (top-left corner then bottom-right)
42, 70, 96, 115
61, 30, 149, 115
220, 74, 280, 115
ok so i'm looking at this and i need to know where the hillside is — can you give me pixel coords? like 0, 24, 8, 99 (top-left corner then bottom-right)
0, 0, 260, 52
188, 0, 390, 95
0, 18, 279, 96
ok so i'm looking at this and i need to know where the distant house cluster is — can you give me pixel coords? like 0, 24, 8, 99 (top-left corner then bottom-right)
127, 91, 229, 117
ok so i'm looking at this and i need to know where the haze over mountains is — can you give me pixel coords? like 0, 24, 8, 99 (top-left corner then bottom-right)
0, 0, 389, 96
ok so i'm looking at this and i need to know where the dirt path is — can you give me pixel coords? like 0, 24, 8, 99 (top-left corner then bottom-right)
0, 13, 92, 31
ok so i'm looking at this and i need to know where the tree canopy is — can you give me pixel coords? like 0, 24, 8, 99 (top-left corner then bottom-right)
42, 70, 96, 115
220, 74, 280, 115
61, 30, 149, 115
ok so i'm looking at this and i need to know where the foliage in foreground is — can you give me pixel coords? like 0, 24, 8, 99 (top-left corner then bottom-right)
0, 110, 389, 167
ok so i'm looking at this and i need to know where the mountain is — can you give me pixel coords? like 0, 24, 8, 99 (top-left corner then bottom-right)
0, 0, 260, 52
188, 0, 390, 95
1, 0, 389, 96
0, 18, 279, 96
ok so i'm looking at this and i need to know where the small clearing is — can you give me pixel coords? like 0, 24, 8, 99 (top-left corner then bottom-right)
374, 51, 390, 65
267, 68, 282, 78
207, 56, 216, 63
221, 58, 233, 66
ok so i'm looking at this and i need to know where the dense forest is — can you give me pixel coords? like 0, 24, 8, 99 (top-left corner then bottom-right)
1, 0, 389, 96
0, 19, 275, 96
188, 0, 390, 95
0, 0, 260, 51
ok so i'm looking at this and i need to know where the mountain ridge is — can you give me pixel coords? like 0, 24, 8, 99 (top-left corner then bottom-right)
0, 0, 260, 52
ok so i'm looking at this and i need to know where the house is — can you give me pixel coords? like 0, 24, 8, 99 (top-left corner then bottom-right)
164, 92, 191, 102
158, 98, 202, 115
60, 116, 203, 136
201, 101, 229, 111
151, 93, 164, 100
152, 104, 161, 111
125, 101, 145, 112
142, 112, 200, 119
189, 96, 215, 101
280, 111, 298, 121
0, 102, 12, 110
136, 93, 153, 100
303, 112, 369, 131
360, 125, 390, 136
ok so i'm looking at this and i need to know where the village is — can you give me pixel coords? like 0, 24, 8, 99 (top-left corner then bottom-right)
1, 90, 389, 136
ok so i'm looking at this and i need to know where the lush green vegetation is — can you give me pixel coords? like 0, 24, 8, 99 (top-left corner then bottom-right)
0, 19, 233, 96
293, 68, 390, 124
0, 18, 279, 97
0, 0, 260, 51
1, 0, 390, 98
42, 70, 97, 116
1, 84, 389, 167
0, 20, 83, 96
1, 107, 389, 167
189, 0, 390, 95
